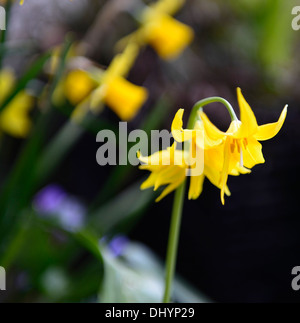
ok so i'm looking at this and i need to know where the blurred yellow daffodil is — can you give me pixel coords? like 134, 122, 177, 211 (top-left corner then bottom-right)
117, 0, 194, 60
0, 69, 33, 138
63, 69, 97, 106
101, 75, 148, 121
69, 43, 148, 122
141, 10, 194, 60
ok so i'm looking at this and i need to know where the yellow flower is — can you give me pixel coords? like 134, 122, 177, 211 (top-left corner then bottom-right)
139, 143, 188, 202
139, 110, 232, 202
117, 1, 194, 60
0, 69, 33, 138
140, 89, 286, 204
71, 43, 148, 122
199, 88, 287, 204
171, 109, 236, 200
141, 11, 194, 60
64, 69, 97, 106
102, 76, 148, 121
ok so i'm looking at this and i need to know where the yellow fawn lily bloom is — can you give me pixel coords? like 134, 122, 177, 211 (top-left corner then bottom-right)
199, 88, 287, 205
0, 69, 33, 138
187, 145, 234, 200
140, 86, 286, 205
171, 109, 241, 200
139, 110, 233, 202
139, 143, 188, 202
172, 108, 251, 175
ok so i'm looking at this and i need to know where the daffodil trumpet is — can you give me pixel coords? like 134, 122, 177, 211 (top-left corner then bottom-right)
67, 42, 148, 123
116, 0, 194, 60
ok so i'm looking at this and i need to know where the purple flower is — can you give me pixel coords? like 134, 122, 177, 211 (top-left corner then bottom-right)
109, 236, 129, 257
33, 184, 86, 232
33, 184, 66, 214
59, 198, 86, 232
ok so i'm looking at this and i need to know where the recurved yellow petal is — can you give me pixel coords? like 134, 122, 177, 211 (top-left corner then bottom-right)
155, 176, 185, 202
255, 105, 287, 141
154, 166, 184, 190
171, 109, 194, 142
138, 150, 167, 167
199, 111, 225, 139
140, 172, 159, 190
242, 137, 265, 169
220, 138, 231, 205
188, 174, 204, 200
199, 111, 226, 149
205, 166, 231, 197
235, 88, 258, 138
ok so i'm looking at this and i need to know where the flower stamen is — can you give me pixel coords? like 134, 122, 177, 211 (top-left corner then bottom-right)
239, 146, 243, 168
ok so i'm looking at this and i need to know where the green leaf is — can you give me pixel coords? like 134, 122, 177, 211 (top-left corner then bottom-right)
88, 179, 155, 234
0, 51, 51, 113
0, 38, 73, 246
99, 241, 209, 303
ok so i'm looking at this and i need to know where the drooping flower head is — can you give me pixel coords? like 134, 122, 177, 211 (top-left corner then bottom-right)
141, 10, 194, 60
138, 143, 188, 202
199, 88, 287, 204
61, 43, 148, 122
139, 89, 287, 205
117, 0, 194, 60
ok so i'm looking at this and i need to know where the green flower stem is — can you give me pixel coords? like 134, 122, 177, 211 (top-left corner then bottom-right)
163, 96, 237, 303
163, 180, 186, 303
189, 97, 238, 129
